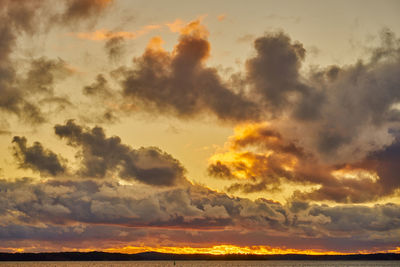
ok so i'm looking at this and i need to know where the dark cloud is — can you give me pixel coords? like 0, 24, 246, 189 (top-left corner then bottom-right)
308, 203, 400, 233
54, 120, 186, 186
340, 129, 400, 199
12, 136, 66, 176
57, 0, 113, 25
284, 29, 399, 161
120, 21, 260, 122
245, 31, 316, 116
236, 29, 400, 163
83, 74, 112, 96
207, 161, 235, 180
105, 36, 126, 62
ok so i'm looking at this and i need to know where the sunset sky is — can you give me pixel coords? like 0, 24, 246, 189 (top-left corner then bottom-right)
1, 0, 400, 254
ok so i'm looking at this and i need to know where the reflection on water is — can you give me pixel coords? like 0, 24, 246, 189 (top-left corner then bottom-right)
0, 261, 399, 267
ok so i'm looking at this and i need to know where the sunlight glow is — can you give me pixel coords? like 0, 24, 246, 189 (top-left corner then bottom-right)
101, 244, 387, 255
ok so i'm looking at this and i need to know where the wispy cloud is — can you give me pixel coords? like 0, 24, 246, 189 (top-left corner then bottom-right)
70, 24, 162, 40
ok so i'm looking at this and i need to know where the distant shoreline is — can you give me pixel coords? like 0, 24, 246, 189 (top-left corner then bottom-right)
0, 251, 399, 261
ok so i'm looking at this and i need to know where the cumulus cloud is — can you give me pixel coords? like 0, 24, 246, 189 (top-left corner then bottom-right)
244, 29, 400, 163
205, 29, 400, 203
54, 120, 186, 186
0, 177, 399, 252
246, 31, 310, 115
112, 26, 400, 166
208, 123, 400, 203
119, 20, 260, 122
12, 136, 66, 177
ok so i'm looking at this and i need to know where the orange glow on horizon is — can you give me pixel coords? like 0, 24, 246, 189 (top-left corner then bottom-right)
100, 244, 398, 256
1, 245, 399, 255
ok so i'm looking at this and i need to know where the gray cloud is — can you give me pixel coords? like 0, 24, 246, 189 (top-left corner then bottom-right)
0, 0, 112, 126
264, 29, 400, 162
82, 74, 121, 124
54, 120, 186, 186
105, 36, 126, 62
21, 57, 71, 95
0, 177, 399, 252
83, 74, 112, 97
246, 31, 309, 115
56, 0, 113, 25
12, 136, 66, 176
120, 24, 260, 122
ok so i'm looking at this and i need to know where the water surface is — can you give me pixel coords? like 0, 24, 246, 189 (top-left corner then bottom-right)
0, 261, 399, 267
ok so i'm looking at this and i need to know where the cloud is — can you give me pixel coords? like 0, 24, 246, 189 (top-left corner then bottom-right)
0, 1, 43, 122
0, 177, 399, 252
165, 16, 209, 35
71, 25, 162, 41
243, 29, 400, 163
245, 31, 313, 117
83, 74, 112, 97
105, 36, 126, 61
81, 73, 123, 124
237, 34, 255, 43
119, 20, 260, 122
0, 0, 113, 125
109, 27, 399, 164
21, 57, 72, 95
208, 123, 400, 203
217, 14, 226, 22
57, 0, 113, 25
2, 121, 400, 252
54, 120, 186, 186
12, 136, 66, 176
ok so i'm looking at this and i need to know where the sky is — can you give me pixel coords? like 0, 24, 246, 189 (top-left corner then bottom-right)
0, 0, 400, 254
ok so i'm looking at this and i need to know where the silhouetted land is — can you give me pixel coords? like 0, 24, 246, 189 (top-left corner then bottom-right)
0, 252, 399, 261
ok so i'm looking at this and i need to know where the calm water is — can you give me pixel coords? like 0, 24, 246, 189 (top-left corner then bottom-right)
0, 261, 399, 267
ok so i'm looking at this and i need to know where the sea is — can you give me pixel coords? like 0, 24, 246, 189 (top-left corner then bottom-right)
0, 261, 399, 267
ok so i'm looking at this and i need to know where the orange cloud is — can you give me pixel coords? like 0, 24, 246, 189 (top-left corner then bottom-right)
92, 0, 113, 8
145, 36, 165, 52
166, 19, 186, 33
166, 16, 209, 38
71, 24, 161, 41
217, 14, 226, 21
207, 123, 396, 203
